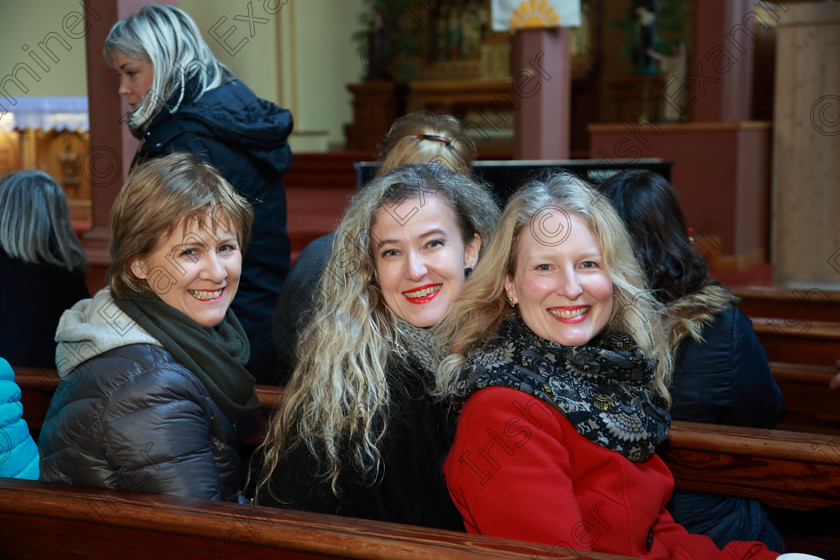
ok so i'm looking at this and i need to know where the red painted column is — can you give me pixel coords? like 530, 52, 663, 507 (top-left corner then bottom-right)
689, 0, 756, 122
512, 28, 571, 160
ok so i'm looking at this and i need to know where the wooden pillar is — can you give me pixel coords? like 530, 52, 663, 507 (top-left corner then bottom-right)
771, 3, 840, 285
512, 28, 570, 160
689, 0, 755, 122
82, 0, 174, 292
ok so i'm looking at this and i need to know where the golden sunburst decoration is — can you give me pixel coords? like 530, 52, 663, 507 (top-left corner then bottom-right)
509, 0, 561, 30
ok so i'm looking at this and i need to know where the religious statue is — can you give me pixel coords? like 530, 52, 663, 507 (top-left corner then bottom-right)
632, 0, 658, 73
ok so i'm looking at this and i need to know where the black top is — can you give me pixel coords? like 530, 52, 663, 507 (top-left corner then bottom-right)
0, 251, 88, 368
271, 232, 334, 384
255, 356, 464, 531
667, 304, 786, 551
134, 80, 294, 384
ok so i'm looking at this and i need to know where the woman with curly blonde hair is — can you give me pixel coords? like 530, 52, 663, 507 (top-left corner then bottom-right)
437, 172, 783, 559
251, 164, 499, 529
272, 110, 476, 383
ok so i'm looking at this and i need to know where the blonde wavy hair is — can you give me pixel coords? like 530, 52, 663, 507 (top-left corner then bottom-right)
436, 171, 673, 405
251, 164, 500, 500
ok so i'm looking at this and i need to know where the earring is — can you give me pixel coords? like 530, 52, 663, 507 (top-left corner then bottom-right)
464, 267, 473, 278
508, 296, 516, 308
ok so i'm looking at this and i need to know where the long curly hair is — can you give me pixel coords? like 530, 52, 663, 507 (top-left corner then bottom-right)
436, 171, 673, 405
251, 164, 500, 501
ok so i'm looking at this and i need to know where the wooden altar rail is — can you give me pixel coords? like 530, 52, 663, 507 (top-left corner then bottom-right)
0, 477, 635, 560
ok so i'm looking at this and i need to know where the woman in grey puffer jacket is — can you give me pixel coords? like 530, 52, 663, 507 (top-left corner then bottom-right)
38, 153, 259, 501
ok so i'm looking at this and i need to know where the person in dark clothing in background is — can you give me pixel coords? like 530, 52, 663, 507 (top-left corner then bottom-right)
105, 4, 293, 384
599, 170, 786, 551
0, 170, 89, 368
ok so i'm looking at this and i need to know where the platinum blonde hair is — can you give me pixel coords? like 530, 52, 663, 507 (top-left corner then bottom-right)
436, 171, 673, 405
0, 170, 85, 271
104, 3, 235, 132
251, 164, 500, 501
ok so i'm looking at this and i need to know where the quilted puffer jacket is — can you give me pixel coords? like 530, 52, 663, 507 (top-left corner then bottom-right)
38, 289, 242, 501
0, 357, 39, 479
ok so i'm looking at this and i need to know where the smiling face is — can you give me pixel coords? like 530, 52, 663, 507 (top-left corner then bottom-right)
371, 192, 480, 327
130, 211, 242, 327
112, 51, 154, 108
505, 213, 613, 346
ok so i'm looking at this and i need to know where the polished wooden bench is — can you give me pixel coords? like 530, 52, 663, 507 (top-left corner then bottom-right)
729, 285, 840, 324
771, 361, 840, 433
662, 421, 840, 511
0, 477, 634, 560
16, 367, 839, 514
19, 359, 840, 437
751, 317, 840, 367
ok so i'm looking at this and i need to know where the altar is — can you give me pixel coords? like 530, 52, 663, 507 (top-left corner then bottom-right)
0, 96, 91, 229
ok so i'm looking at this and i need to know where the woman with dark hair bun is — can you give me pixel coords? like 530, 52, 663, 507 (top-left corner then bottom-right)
598, 169, 786, 551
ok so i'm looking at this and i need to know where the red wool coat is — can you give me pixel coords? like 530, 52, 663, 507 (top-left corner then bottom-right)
444, 387, 779, 560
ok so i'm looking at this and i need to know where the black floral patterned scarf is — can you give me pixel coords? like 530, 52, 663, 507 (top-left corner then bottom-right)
457, 314, 670, 462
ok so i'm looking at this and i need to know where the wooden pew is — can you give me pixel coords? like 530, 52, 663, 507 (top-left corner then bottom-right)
663, 421, 840, 511
771, 362, 840, 433
18, 361, 840, 440
16, 367, 839, 514
751, 317, 840, 367
12, 368, 840, 556
663, 421, 840, 559
730, 285, 840, 323
15, 367, 285, 436
0, 477, 634, 560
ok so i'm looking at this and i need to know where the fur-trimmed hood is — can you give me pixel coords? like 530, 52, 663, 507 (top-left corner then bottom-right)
666, 284, 739, 355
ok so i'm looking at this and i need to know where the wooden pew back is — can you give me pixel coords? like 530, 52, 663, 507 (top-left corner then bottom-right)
15, 367, 840, 514
0, 477, 634, 560
663, 421, 840, 511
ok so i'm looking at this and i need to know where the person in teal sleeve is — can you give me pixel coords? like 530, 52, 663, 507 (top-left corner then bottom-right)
0, 357, 39, 480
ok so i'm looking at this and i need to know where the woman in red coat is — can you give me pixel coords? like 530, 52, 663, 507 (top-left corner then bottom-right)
435, 173, 801, 559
